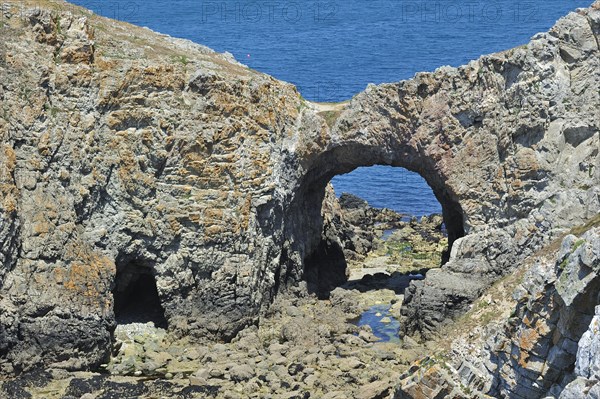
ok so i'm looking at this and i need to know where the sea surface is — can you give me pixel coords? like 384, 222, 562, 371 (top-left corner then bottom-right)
70, 0, 589, 216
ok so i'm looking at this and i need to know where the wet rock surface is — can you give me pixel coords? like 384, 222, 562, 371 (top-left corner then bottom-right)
334, 192, 447, 270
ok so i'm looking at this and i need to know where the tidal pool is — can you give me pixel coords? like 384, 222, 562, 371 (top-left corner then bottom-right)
353, 304, 401, 343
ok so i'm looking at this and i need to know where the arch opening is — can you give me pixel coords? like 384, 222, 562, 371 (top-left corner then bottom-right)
298, 162, 465, 299
113, 262, 168, 328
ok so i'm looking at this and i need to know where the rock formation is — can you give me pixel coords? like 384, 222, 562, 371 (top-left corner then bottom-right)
0, 4, 599, 396
395, 223, 600, 398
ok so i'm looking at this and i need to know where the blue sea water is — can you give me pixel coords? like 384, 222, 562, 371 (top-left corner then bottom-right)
332, 165, 442, 216
70, 0, 590, 216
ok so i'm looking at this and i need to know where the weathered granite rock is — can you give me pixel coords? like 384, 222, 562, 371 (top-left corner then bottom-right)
0, 0, 598, 376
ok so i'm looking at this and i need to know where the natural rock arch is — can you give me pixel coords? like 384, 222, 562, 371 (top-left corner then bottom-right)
252, 3, 600, 338
295, 145, 466, 261
0, 1, 598, 374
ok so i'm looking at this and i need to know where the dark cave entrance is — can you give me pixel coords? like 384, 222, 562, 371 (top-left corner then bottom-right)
300, 163, 466, 299
113, 262, 168, 328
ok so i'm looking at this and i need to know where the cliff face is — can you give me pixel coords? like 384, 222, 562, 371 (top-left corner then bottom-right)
0, 0, 312, 372
333, 4, 600, 339
0, 0, 599, 384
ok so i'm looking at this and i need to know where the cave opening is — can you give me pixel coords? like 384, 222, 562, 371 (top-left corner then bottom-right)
113, 262, 168, 329
301, 164, 465, 299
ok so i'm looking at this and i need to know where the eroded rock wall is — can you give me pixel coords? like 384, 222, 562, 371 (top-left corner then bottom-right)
324, 2, 600, 339
0, 1, 316, 372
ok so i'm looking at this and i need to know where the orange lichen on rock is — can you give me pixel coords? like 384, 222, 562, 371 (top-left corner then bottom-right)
517, 328, 540, 368
0, 145, 18, 213
67, 264, 114, 309
62, 242, 116, 309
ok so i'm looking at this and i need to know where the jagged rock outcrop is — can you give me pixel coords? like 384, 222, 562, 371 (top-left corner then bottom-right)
0, 0, 598, 379
0, 0, 311, 372
324, 191, 405, 262
394, 223, 600, 398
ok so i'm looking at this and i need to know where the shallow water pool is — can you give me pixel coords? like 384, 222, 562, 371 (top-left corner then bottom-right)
353, 304, 401, 343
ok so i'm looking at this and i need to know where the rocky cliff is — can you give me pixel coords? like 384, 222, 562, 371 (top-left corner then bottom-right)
394, 221, 600, 398
0, 0, 598, 391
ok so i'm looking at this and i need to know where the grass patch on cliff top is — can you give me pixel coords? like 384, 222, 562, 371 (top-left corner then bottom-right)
313, 100, 350, 128
170, 55, 190, 66
534, 213, 600, 260
318, 110, 343, 129
13, 0, 249, 71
